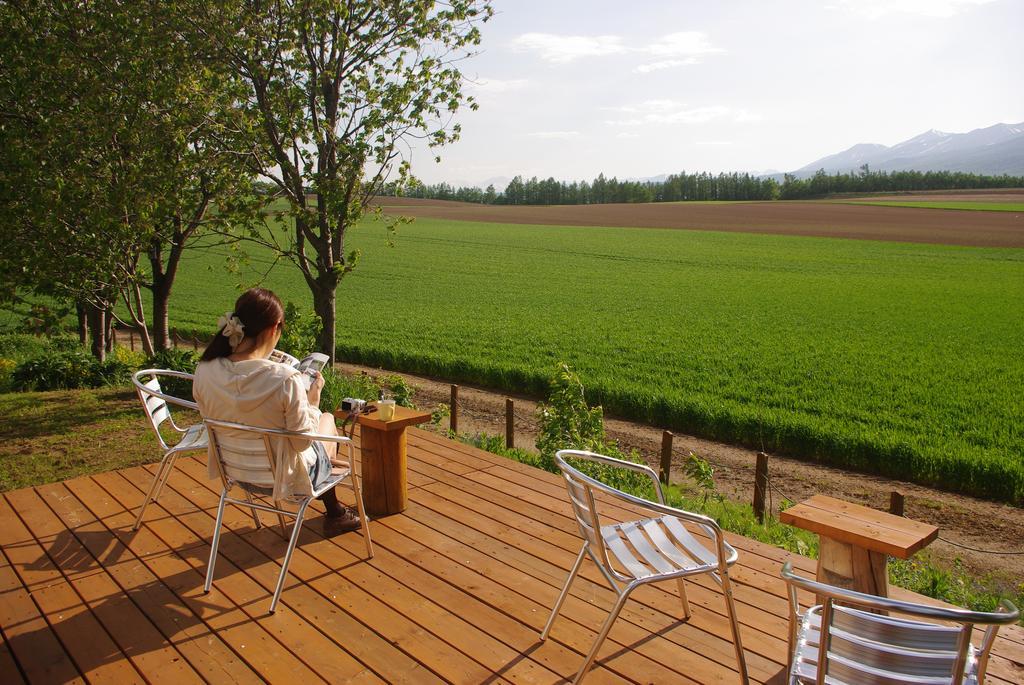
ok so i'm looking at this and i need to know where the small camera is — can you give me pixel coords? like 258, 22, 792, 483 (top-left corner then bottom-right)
340, 397, 367, 413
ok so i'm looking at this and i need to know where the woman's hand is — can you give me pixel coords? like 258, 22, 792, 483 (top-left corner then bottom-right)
306, 371, 325, 407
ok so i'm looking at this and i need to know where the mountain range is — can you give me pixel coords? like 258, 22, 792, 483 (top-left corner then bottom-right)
791, 122, 1024, 178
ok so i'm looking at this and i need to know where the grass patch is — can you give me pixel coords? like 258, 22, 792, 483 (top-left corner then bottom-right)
0, 387, 179, 491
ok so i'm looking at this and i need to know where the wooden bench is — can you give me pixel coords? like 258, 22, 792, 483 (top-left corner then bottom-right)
780, 494, 938, 597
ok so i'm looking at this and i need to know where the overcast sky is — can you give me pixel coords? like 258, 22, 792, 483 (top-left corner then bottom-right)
407, 0, 1024, 187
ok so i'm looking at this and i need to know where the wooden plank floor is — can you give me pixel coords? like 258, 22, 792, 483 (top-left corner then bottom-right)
1, 427, 1021, 684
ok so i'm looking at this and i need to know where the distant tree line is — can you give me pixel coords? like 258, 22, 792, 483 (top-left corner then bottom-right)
778, 166, 1024, 199
383, 171, 778, 204
382, 167, 1024, 205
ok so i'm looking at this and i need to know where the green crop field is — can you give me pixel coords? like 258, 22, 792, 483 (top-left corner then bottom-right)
849, 200, 1024, 212
159, 216, 1024, 504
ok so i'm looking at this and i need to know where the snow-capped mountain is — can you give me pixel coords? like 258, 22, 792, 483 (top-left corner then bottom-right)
792, 122, 1024, 177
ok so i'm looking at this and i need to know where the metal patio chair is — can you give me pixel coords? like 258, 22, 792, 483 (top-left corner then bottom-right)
781, 561, 1018, 684
541, 449, 748, 684
203, 417, 373, 613
131, 369, 208, 531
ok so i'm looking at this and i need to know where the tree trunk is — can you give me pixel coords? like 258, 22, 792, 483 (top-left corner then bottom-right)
87, 305, 106, 362
150, 272, 172, 351
104, 309, 114, 353
148, 221, 190, 352
76, 301, 88, 345
311, 283, 337, 364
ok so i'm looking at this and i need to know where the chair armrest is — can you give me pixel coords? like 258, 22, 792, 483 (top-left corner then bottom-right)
132, 369, 199, 411
556, 449, 667, 503
201, 418, 354, 445
781, 561, 1019, 625
137, 386, 199, 411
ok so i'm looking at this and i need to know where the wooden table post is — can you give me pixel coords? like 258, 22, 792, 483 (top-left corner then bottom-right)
780, 495, 937, 598
337, 405, 431, 517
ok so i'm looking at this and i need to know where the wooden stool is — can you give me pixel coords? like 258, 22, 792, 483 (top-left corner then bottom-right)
337, 406, 431, 516
781, 495, 937, 597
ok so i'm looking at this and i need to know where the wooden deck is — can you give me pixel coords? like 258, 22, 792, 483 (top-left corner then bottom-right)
1, 428, 1021, 684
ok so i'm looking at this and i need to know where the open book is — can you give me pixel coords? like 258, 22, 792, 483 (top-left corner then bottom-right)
269, 349, 329, 390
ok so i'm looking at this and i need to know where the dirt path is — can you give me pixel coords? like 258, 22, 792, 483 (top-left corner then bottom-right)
339, 362, 1024, 582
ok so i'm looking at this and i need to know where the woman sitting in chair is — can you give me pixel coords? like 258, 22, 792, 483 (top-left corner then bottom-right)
194, 287, 361, 536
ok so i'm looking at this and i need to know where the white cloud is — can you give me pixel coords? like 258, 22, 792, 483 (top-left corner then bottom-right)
468, 78, 528, 94
647, 31, 725, 57
511, 30, 723, 69
605, 102, 759, 127
696, 140, 734, 146
634, 58, 700, 74
616, 132, 641, 139
607, 99, 684, 114
511, 33, 625, 63
528, 131, 581, 139
833, 0, 996, 19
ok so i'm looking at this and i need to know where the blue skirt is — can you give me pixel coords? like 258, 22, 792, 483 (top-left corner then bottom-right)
308, 442, 334, 490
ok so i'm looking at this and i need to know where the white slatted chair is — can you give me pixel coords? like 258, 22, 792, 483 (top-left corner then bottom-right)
781, 561, 1018, 684
203, 417, 373, 613
541, 449, 748, 684
131, 369, 208, 531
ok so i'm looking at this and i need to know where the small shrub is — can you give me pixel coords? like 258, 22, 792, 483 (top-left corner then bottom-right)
111, 345, 146, 369
318, 365, 348, 413
12, 347, 99, 391
378, 374, 415, 407
431, 402, 450, 427
0, 333, 59, 361
49, 336, 84, 353
0, 358, 16, 393
317, 367, 417, 413
535, 363, 647, 490
17, 303, 71, 336
146, 348, 200, 401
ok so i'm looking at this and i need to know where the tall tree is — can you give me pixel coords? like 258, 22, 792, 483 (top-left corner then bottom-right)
188, 0, 492, 361
0, 1, 256, 357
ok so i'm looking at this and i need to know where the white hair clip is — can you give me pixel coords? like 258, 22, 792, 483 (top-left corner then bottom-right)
217, 312, 245, 349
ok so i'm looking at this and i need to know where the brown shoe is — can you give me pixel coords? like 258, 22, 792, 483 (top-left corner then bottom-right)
323, 510, 361, 537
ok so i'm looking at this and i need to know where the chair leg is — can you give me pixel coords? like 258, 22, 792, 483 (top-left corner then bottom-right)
676, 577, 692, 619
274, 500, 288, 536
132, 451, 173, 531
204, 490, 229, 593
348, 472, 373, 558
243, 490, 262, 529
541, 544, 588, 640
269, 499, 311, 614
572, 584, 634, 685
720, 571, 749, 684
151, 452, 178, 502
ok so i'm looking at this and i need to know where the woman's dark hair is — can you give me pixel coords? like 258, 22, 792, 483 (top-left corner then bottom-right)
200, 288, 284, 361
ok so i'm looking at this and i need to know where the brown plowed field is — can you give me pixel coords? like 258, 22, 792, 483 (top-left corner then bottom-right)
376, 196, 1024, 247
853, 188, 1024, 202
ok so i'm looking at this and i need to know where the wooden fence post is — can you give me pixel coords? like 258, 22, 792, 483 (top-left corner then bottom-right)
172, 333, 178, 350
450, 384, 459, 434
129, 329, 135, 351
753, 452, 769, 523
659, 431, 673, 485
505, 398, 514, 449
193, 335, 200, 351
889, 491, 905, 517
